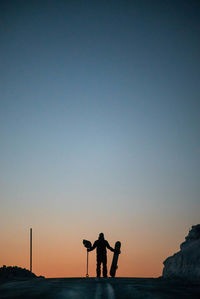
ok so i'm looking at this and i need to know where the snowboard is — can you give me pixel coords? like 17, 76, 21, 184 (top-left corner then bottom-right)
110, 241, 121, 277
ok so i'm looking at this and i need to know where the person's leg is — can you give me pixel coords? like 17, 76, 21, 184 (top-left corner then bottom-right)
103, 255, 107, 277
96, 257, 101, 277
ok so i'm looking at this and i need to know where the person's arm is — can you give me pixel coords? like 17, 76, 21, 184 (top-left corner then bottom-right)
87, 240, 97, 252
106, 241, 115, 252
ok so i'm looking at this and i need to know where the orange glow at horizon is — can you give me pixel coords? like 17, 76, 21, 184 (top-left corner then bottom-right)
0, 224, 186, 278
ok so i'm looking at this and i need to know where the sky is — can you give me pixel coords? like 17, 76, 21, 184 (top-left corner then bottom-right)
0, 0, 199, 278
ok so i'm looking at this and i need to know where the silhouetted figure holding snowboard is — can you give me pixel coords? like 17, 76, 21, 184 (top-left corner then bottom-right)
87, 233, 114, 277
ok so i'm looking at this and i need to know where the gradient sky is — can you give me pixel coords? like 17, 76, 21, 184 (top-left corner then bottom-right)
0, 0, 200, 278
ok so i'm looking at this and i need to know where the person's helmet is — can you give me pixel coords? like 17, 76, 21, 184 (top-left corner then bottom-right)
99, 233, 104, 239
83, 239, 92, 249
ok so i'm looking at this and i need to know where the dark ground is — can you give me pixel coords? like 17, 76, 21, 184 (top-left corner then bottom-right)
0, 277, 200, 299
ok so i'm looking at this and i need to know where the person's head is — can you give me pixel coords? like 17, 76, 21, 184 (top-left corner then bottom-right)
99, 233, 104, 240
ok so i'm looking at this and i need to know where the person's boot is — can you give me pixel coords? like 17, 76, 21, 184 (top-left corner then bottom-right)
96, 266, 100, 278
103, 265, 107, 278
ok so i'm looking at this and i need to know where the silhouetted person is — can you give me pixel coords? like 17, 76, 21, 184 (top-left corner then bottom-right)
87, 233, 114, 277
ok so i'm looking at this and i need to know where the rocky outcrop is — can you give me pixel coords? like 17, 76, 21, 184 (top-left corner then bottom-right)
163, 224, 200, 280
0, 265, 44, 282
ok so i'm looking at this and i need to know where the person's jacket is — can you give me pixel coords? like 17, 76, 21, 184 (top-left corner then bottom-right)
88, 238, 114, 256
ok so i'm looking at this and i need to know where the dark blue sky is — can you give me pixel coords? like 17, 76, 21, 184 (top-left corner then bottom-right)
0, 0, 200, 276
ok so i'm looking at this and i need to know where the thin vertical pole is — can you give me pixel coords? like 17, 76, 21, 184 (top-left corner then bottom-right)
30, 228, 32, 272
86, 251, 89, 277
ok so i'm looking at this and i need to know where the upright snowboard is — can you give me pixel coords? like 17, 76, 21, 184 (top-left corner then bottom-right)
110, 241, 121, 277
